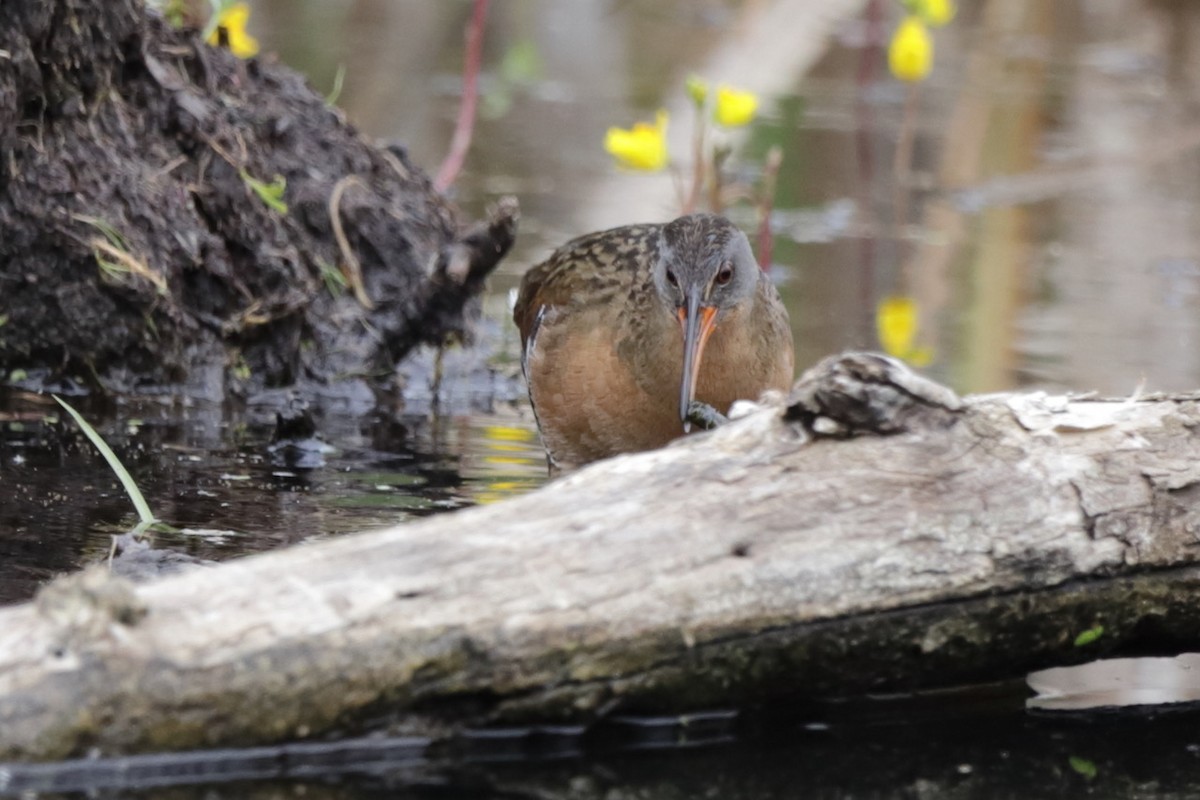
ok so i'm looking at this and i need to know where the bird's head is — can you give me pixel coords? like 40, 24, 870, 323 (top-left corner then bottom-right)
652, 214, 761, 428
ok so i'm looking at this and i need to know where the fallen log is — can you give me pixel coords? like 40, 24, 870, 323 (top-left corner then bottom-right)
4, 352, 1200, 760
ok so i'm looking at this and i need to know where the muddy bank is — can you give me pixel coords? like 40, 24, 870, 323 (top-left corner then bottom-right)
0, 0, 516, 404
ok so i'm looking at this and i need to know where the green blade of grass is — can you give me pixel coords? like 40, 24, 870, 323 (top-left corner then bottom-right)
325, 63, 346, 106
239, 169, 289, 214
54, 395, 156, 524
73, 214, 129, 250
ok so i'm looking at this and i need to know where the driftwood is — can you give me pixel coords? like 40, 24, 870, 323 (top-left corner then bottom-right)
4, 353, 1200, 760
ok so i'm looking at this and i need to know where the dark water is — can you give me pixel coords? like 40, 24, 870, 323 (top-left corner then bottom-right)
7, 0, 1200, 795
0, 359, 546, 604
7, 693, 1200, 797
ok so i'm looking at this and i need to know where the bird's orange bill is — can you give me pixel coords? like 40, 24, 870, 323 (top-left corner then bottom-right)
677, 297, 719, 431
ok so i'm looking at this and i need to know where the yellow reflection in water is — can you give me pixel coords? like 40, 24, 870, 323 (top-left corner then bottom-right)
464, 421, 546, 505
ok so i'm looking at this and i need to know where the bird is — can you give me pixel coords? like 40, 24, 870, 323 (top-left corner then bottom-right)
513, 213, 794, 473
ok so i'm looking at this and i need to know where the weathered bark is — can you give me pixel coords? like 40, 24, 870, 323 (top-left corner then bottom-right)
0, 0, 516, 401
4, 353, 1200, 760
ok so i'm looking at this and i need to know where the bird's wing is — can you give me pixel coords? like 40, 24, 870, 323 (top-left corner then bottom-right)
513, 223, 659, 348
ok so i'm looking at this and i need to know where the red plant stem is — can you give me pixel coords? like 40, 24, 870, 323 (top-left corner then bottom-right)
855, 0, 881, 178
434, 0, 489, 192
683, 106, 706, 214
755, 146, 783, 271
708, 147, 729, 214
856, 0, 883, 339
891, 80, 921, 242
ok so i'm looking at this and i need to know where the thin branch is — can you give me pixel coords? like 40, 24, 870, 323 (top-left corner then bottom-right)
891, 81, 921, 240
755, 146, 783, 271
683, 103, 707, 214
434, 0, 490, 192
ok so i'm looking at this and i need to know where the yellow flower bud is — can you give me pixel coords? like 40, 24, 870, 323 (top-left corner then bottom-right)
207, 2, 260, 59
915, 0, 956, 27
888, 16, 933, 82
604, 110, 669, 172
713, 85, 758, 127
877, 295, 920, 361
685, 75, 709, 107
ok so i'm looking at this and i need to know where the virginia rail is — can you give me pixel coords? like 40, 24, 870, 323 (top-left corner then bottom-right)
514, 213, 794, 472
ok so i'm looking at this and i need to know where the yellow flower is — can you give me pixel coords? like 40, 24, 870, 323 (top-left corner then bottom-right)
207, 2, 259, 59
913, 0, 956, 27
604, 110, 669, 171
876, 295, 933, 366
714, 85, 758, 127
888, 16, 932, 82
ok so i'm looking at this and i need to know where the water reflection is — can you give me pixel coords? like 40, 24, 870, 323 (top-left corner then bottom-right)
0, 387, 544, 605
248, 0, 1200, 396
9, 706, 1200, 797
1030, 654, 1200, 711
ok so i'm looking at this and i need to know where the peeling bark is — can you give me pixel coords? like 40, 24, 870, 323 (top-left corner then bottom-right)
3, 353, 1200, 760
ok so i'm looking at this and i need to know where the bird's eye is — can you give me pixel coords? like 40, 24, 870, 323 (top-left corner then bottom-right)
715, 262, 734, 286
666, 270, 678, 287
